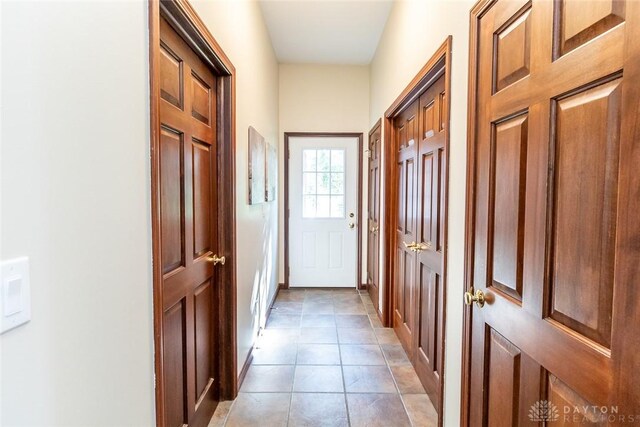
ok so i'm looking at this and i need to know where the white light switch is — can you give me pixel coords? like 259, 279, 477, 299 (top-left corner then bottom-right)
1, 257, 31, 334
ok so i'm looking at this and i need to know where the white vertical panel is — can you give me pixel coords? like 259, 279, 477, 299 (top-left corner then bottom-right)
302, 232, 316, 268
329, 232, 343, 269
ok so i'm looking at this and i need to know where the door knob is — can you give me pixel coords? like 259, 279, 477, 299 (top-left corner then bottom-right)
208, 254, 226, 266
402, 241, 417, 251
464, 288, 485, 308
349, 223, 355, 229
414, 242, 431, 252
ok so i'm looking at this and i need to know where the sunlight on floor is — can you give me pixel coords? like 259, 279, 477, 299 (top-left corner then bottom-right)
209, 289, 437, 426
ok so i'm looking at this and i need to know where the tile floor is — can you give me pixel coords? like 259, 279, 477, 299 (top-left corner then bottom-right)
209, 288, 437, 427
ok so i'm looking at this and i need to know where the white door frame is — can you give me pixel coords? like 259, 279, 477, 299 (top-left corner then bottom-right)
284, 132, 363, 289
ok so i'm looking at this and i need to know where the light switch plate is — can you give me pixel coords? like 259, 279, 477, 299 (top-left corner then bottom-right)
1, 257, 31, 334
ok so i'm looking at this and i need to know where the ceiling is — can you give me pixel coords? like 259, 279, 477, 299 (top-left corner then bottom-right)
259, 0, 394, 65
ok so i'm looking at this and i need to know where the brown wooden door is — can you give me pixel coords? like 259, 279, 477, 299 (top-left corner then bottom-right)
159, 17, 219, 427
393, 100, 419, 358
467, 0, 640, 423
367, 122, 382, 312
414, 74, 446, 409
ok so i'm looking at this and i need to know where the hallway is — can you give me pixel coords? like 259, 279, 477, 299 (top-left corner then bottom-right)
210, 289, 436, 426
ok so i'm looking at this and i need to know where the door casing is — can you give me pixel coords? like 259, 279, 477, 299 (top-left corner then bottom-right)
382, 36, 452, 425
149, 0, 237, 425
283, 132, 364, 290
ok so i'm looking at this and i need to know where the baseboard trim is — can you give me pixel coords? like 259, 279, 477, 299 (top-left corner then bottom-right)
238, 284, 281, 390
237, 347, 253, 391
359, 283, 368, 290
268, 285, 281, 319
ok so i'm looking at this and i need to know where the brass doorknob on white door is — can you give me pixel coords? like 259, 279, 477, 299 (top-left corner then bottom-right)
207, 254, 226, 265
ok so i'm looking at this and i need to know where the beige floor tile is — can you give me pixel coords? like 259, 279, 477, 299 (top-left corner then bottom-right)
297, 344, 341, 365
240, 365, 294, 392
251, 343, 297, 365
346, 393, 411, 427
293, 365, 344, 392
225, 393, 290, 427
364, 303, 378, 315
380, 344, 411, 366
340, 344, 386, 365
390, 365, 426, 394
342, 366, 397, 393
333, 301, 367, 315
302, 301, 334, 314
402, 394, 438, 426
272, 301, 303, 314
298, 327, 338, 344
288, 393, 349, 427
335, 314, 371, 329
258, 328, 300, 345
374, 328, 400, 345
267, 313, 302, 328
369, 315, 383, 328
301, 314, 336, 327
277, 291, 306, 302
337, 328, 377, 344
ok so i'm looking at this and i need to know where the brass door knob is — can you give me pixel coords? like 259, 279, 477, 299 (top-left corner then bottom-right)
464, 288, 485, 308
208, 254, 226, 266
414, 242, 431, 252
402, 241, 417, 250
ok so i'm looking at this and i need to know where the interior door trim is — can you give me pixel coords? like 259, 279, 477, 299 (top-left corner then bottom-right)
149, 0, 238, 425
382, 36, 452, 427
283, 132, 364, 290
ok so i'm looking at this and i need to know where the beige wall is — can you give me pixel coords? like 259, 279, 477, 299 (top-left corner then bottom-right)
0, 0, 279, 424
369, 0, 474, 425
278, 64, 370, 286
1, 1, 154, 425
192, 0, 280, 379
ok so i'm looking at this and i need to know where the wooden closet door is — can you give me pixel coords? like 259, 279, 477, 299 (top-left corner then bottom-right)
367, 122, 382, 311
414, 74, 446, 409
393, 101, 419, 358
468, 0, 640, 423
159, 17, 219, 427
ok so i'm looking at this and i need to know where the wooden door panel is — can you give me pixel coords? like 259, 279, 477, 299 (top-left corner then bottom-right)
190, 71, 211, 125
164, 300, 187, 427
490, 114, 528, 302
420, 152, 434, 246
194, 280, 213, 400
550, 78, 621, 348
485, 328, 542, 427
193, 139, 213, 258
160, 127, 185, 275
494, 4, 531, 93
160, 43, 184, 110
556, 0, 625, 57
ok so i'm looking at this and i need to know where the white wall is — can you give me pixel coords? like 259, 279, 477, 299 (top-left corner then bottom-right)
369, 0, 474, 425
1, 0, 279, 425
1, 1, 154, 425
186, 0, 281, 376
278, 64, 370, 286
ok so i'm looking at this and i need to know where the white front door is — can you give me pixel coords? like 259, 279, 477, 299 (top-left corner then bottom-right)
289, 136, 359, 287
